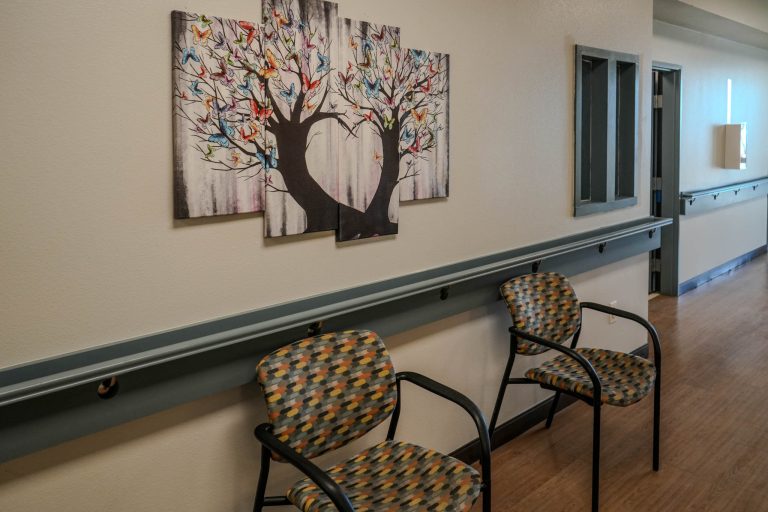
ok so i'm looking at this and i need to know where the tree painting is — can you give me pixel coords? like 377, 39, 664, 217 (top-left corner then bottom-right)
396, 48, 450, 202
172, 5, 450, 241
172, 11, 268, 219
260, 0, 342, 237
335, 20, 449, 241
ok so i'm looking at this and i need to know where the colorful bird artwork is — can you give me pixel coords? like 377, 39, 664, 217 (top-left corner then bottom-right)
256, 146, 278, 170
411, 108, 427, 124
363, 77, 381, 99
249, 98, 273, 124
188, 80, 204, 97
301, 74, 320, 94
181, 47, 200, 65
279, 82, 297, 105
238, 20, 258, 46
192, 25, 212, 45
316, 53, 330, 73
173, 8, 449, 237
258, 49, 280, 79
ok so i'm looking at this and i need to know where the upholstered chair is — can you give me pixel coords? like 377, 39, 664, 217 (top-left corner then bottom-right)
253, 329, 491, 512
489, 272, 661, 512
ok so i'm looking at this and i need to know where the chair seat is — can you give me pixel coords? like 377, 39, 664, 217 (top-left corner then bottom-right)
287, 440, 481, 512
525, 347, 656, 406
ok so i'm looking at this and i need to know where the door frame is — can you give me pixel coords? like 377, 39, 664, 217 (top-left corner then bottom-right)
651, 61, 682, 296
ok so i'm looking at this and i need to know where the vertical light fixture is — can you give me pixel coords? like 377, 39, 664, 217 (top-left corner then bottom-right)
723, 78, 746, 169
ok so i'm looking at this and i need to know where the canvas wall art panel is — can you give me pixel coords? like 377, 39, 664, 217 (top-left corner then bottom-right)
171, 5, 450, 241
172, 11, 268, 219
261, 0, 341, 237
398, 50, 450, 201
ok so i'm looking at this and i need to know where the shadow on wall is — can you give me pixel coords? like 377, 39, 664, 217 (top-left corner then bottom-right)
712, 124, 725, 168
0, 384, 262, 490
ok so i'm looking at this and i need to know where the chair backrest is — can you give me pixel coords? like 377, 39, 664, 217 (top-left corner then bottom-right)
500, 272, 581, 348
256, 330, 397, 460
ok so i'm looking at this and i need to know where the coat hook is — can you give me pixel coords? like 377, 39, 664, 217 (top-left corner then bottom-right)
440, 286, 450, 300
713, 193, 719, 200
649, 228, 657, 238
531, 260, 542, 273
97, 376, 120, 400
689, 198, 695, 206
598, 242, 607, 254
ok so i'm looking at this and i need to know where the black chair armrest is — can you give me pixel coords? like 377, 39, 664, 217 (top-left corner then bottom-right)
579, 302, 662, 369
254, 424, 355, 512
509, 327, 603, 396
396, 371, 492, 493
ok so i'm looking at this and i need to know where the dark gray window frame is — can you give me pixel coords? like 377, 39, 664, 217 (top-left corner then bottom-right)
575, 45, 640, 216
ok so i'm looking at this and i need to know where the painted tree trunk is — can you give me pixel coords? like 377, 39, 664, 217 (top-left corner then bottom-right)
362, 126, 400, 232
271, 122, 338, 233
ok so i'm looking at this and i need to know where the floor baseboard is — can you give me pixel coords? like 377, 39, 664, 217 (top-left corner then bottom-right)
678, 245, 766, 296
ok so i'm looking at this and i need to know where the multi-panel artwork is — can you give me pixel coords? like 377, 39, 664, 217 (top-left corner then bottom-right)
172, 2, 449, 241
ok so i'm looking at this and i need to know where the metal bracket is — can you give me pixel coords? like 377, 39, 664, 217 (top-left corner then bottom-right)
307, 321, 323, 337
97, 377, 119, 400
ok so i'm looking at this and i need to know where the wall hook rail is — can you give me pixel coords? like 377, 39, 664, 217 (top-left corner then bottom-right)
680, 176, 768, 215
0, 216, 673, 463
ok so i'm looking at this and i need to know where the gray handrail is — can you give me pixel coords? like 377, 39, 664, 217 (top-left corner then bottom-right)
680, 176, 768, 202
0, 216, 672, 408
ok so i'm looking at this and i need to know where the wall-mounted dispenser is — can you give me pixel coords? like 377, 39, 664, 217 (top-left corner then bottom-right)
724, 122, 747, 170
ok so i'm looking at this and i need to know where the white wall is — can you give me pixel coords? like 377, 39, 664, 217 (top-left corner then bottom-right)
653, 21, 768, 283
0, 1, 654, 510
682, 0, 768, 33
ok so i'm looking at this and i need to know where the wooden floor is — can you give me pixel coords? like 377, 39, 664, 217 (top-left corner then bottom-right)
476, 255, 768, 511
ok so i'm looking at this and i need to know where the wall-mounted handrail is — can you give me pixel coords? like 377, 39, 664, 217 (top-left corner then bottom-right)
681, 176, 768, 202
0, 217, 671, 409
679, 177, 768, 214
0, 216, 671, 463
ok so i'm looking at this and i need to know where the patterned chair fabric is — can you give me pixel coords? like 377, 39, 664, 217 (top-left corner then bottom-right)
287, 440, 481, 512
500, 272, 582, 355
256, 330, 397, 460
525, 348, 656, 406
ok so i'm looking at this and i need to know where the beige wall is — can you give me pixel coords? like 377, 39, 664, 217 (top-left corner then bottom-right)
0, 0, 654, 510
653, 21, 768, 283
682, 0, 768, 33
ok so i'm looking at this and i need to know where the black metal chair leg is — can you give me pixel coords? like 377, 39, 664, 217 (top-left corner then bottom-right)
592, 401, 601, 512
545, 391, 561, 429
482, 484, 491, 512
489, 347, 516, 436
253, 445, 271, 512
653, 373, 661, 471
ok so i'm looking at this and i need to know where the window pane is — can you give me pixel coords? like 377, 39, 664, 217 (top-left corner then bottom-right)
616, 61, 636, 199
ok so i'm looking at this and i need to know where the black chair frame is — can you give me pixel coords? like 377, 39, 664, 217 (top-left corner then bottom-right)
489, 302, 661, 512
254, 371, 492, 512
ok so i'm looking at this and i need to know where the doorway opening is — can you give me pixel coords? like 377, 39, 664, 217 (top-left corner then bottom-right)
650, 63, 682, 296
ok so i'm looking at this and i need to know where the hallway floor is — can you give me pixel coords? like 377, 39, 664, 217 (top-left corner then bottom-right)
478, 255, 768, 511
